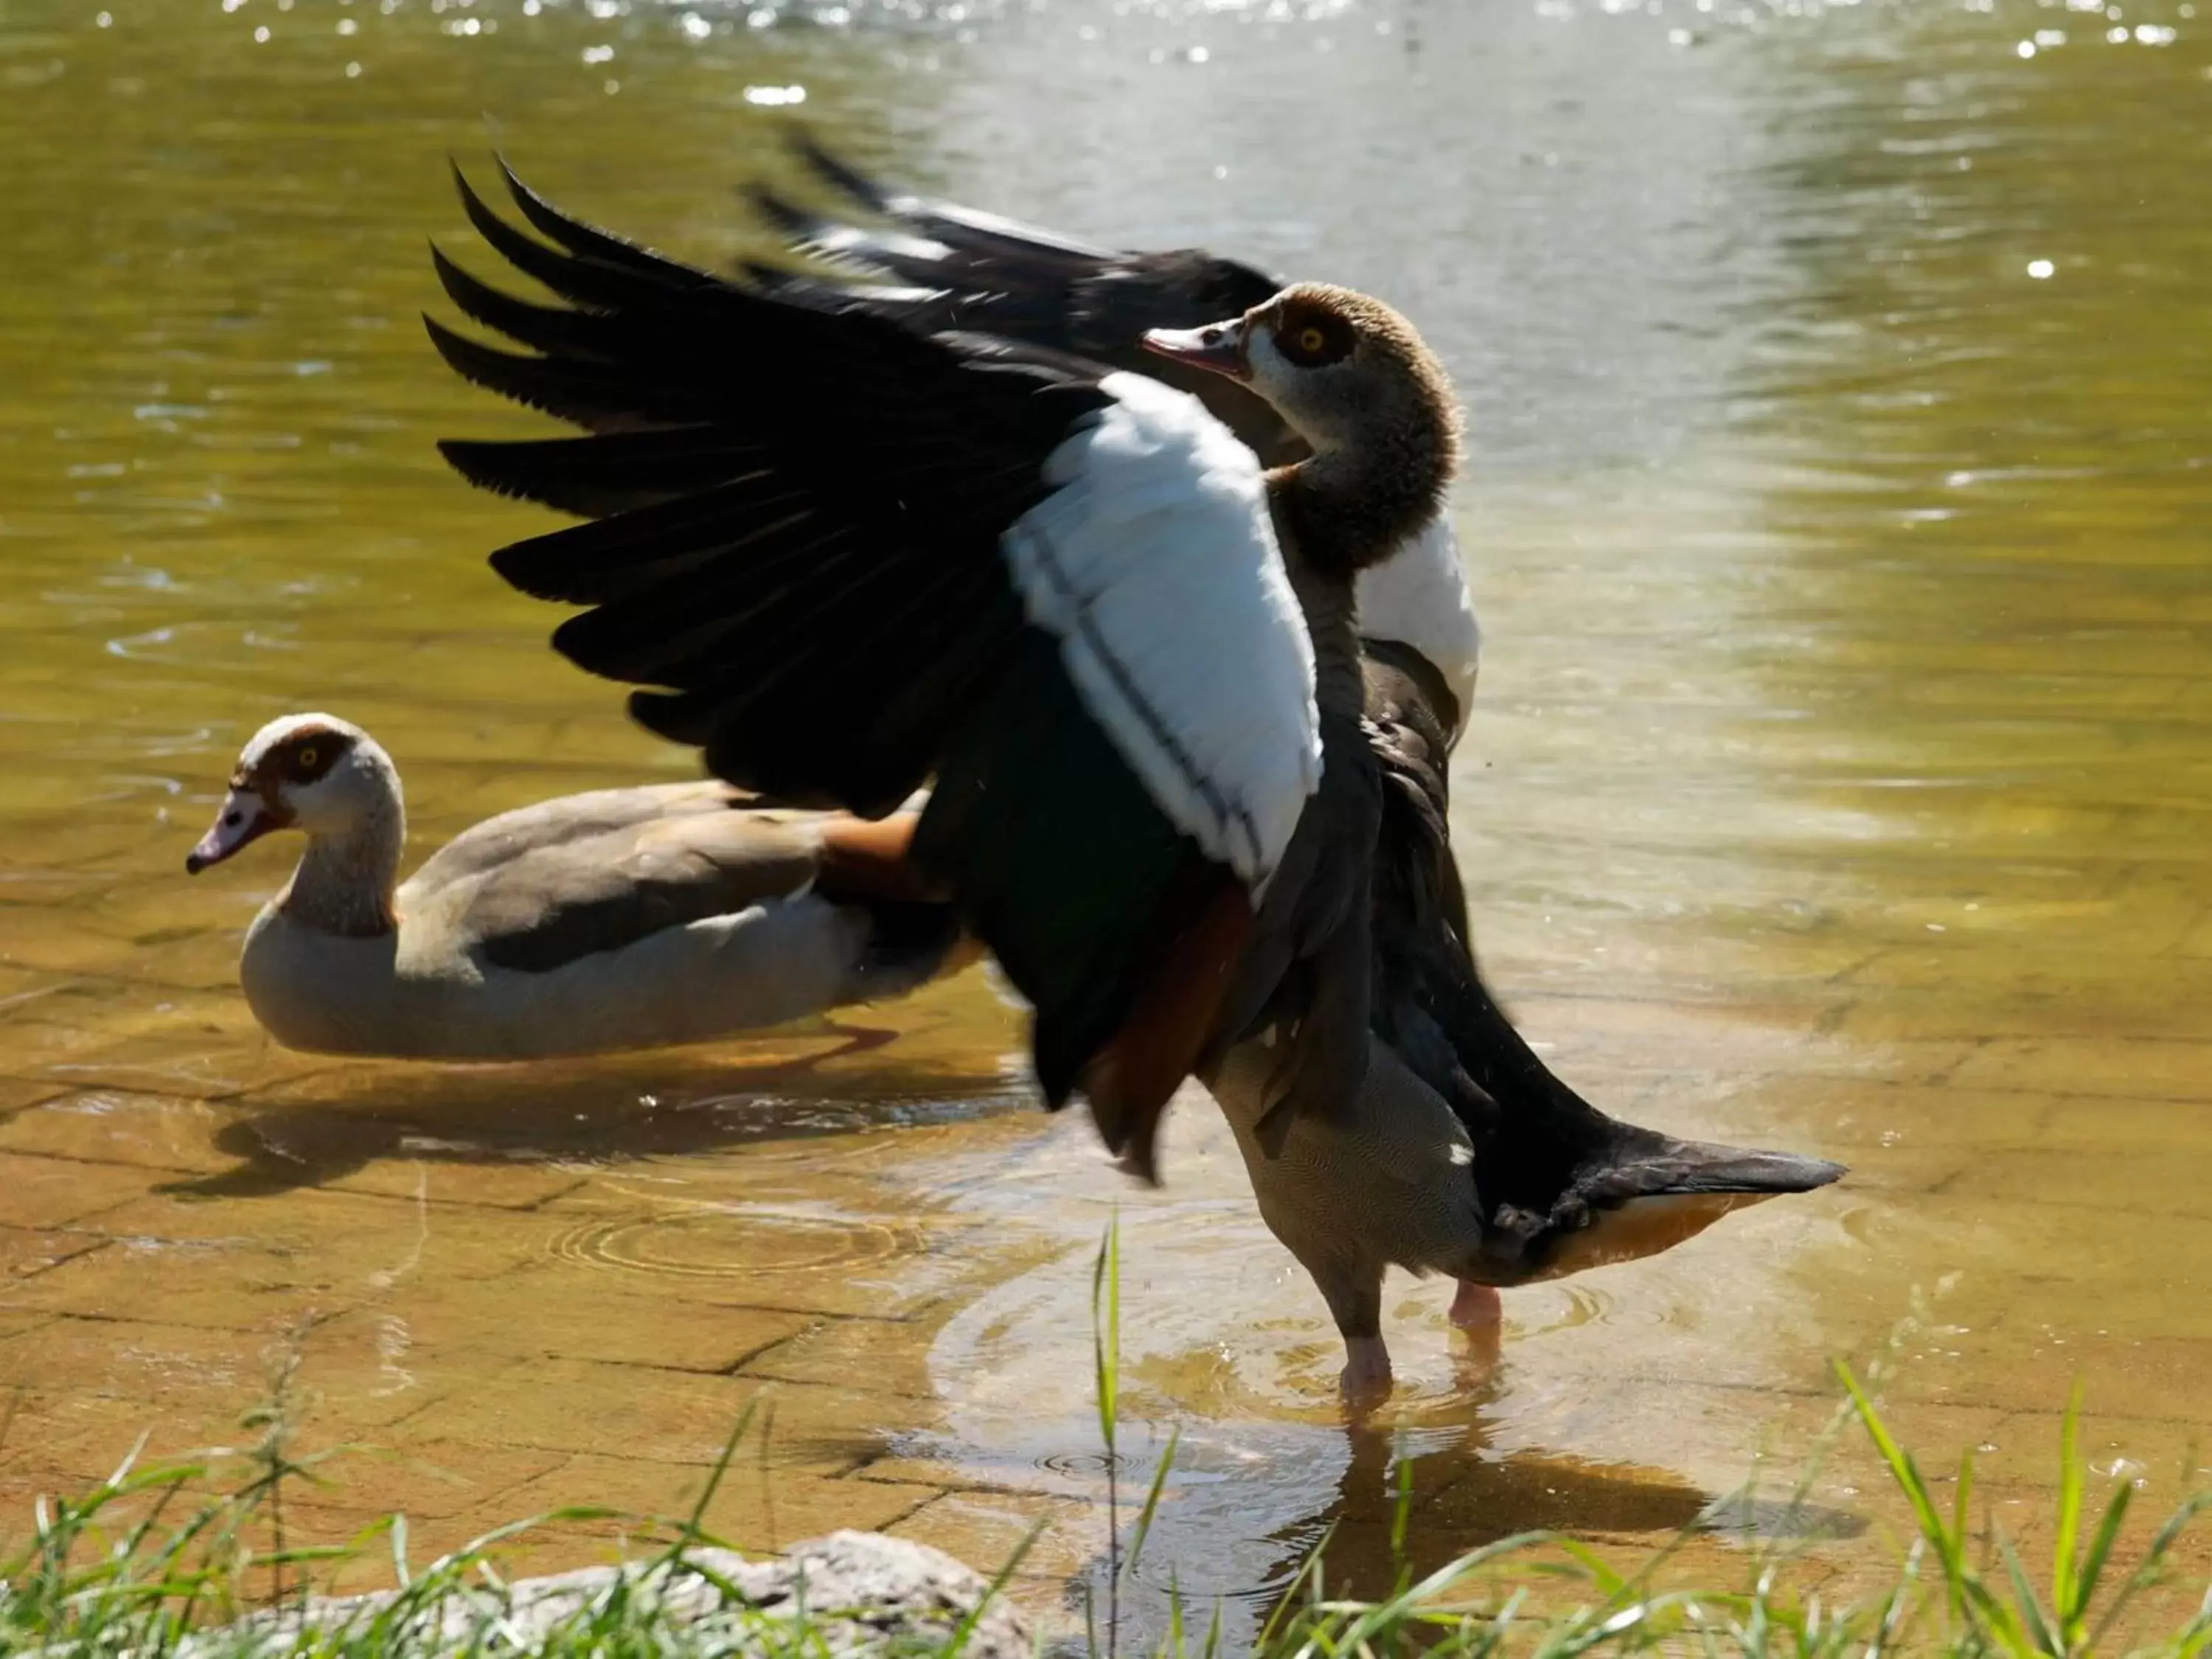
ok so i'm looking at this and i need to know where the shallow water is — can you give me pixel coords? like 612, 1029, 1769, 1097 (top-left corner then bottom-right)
1, 0, 2208, 1640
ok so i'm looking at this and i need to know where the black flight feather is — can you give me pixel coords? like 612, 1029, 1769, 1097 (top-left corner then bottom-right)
433, 164, 1270, 1161
743, 138, 1303, 465
493, 154, 698, 282
438, 428, 771, 520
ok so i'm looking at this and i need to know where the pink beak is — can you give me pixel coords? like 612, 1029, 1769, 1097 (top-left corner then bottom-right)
1141, 320, 1250, 380
186, 787, 279, 874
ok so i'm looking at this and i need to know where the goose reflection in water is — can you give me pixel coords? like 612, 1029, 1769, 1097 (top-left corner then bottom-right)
1054, 1371, 1866, 1639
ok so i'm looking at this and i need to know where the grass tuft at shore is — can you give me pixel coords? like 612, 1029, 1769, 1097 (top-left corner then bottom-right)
5, 1245, 2207, 1656
4, 1351, 2208, 1655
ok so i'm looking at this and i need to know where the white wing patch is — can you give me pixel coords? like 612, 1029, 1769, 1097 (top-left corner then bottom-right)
1001, 372, 1321, 888
1354, 513, 1483, 748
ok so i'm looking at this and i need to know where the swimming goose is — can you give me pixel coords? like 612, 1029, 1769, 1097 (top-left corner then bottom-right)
183, 713, 959, 1059
742, 154, 1845, 1396
425, 164, 1462, 1180
743, 137, 1484, 745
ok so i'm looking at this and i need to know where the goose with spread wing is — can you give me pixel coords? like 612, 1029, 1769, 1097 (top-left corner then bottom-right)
426, 163, 1462, 1180
732, 151, 1845, 1397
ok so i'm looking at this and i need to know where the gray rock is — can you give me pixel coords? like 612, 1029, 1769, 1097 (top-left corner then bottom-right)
191, 1531, 1030, 1657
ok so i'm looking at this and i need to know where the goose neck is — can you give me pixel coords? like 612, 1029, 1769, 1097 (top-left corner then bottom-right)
279, 787, 403, 939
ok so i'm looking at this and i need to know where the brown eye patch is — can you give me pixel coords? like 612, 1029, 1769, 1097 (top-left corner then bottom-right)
1271, 300, 1357, 369
274, 727, 352, 785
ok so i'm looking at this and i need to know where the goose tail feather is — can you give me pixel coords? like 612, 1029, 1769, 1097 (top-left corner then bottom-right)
1610, 1143, 1847, 1199
1486, 1141, 1846, 1284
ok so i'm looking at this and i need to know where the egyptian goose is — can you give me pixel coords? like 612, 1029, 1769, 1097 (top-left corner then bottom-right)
744, 137, 1484, 745
742, 152, 1845, 1397
425, 164, 1463, 1180
183, 713, 958, 1059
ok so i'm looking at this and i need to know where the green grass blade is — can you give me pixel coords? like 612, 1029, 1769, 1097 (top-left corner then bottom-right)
938, 1516, 1046, 1659
1124, 1425, 1180, 1578
673, 1397, 760, 1558
1952, 1444, 1976, 1579
1998, 1533, 2062, 1656
1255, 1525, 1335, 1650
2068, 1474, 2132, 1641
2051, 1380, 2085, 1632
1961, 1570, 2039, 1657
2088, 1489, 2212, 1649
1092, 1216, 1120, 1457
1835, 1361, 1975, 1625
1866, 1535, 1924, 1659
1390, 1432, 1418, 1579
1551, 1536, 1633, 1601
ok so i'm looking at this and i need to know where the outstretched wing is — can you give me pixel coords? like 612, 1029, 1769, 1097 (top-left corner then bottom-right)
428, 163, 1321, 1178
740, 139, 1482, 742
742, 136, 1303, 469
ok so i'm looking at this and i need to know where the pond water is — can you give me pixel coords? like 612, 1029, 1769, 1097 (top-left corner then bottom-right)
1, 0, 2208, 1641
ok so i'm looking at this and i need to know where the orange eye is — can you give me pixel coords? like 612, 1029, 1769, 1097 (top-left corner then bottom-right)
1297, 327, 1326, 355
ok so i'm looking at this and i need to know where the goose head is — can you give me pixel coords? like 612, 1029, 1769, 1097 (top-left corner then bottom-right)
1142, 282, 1460, 577
186, 714, 398, 874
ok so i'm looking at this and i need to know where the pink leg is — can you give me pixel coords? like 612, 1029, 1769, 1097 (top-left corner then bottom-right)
1450, 1279, 1503, 1385
1339, 1335, 1394, 1407
1449, 1279, 1503, 1329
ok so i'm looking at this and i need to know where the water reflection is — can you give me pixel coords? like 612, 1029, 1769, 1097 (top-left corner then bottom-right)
164, 1019, 1015, 1199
